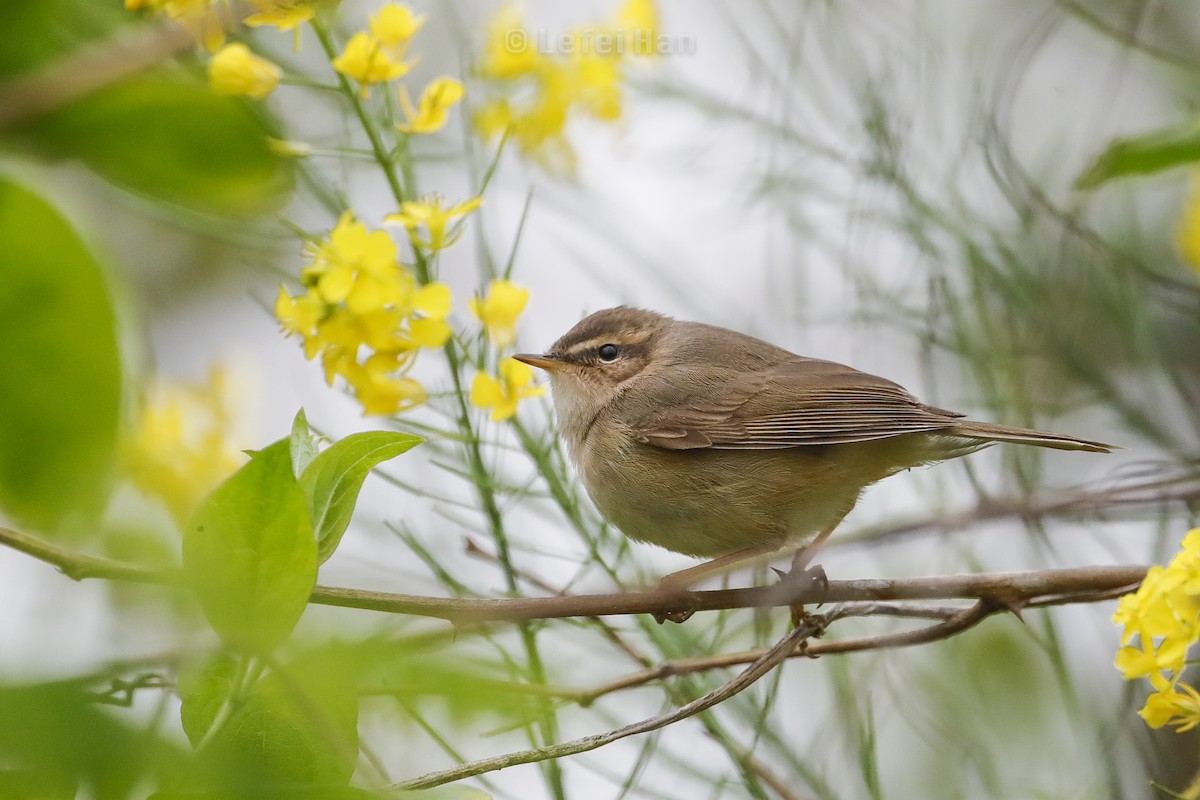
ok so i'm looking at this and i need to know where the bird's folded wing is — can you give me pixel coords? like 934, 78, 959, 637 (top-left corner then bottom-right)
634, 358, 962, 450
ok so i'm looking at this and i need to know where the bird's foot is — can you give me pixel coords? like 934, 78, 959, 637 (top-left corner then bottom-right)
651, 578, 699, 624
773, 550, 830, 629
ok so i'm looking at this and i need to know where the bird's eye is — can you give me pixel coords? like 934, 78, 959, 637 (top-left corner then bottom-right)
597, 343, 620, 362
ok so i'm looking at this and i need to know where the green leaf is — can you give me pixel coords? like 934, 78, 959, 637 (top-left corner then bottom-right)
300, 431, 423, 564
1074, 120, 1200, 190
178, 648, 359, 791
0, 680, 182, 800
15, 76, 294, 215
0, 0, 129, 79
290, 409, 318, 478
0, 177, 121, 532
183, 439, 316, 654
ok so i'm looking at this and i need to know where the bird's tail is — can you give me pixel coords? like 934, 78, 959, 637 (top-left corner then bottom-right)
946, 421, 1117, 454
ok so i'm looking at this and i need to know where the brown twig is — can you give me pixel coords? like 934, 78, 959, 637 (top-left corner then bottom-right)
0, 21, 197, 129
393, 613, 826, 790
568, 600, 995, 704
0, 525, 1147, 625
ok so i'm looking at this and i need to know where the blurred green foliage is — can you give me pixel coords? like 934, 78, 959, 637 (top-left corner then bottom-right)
17, 76, 295, 214
0, 177, 122, 532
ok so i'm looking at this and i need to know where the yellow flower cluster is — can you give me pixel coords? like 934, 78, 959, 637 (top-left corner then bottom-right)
275, 212, 454, 415
121, 366, 247, 529
473, 0, 658, 173
1114, 529, 1200, 730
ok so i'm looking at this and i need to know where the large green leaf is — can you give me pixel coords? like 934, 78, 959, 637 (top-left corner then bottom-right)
299, 430, 423, 564
1075, 120, 1200, 190
17, 76, 294, 215
183, 439, 316, 654
178, 647, 360, 791
0, 177, 121, 532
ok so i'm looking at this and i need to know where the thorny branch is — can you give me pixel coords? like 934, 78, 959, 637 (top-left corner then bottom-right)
0, 524, 1145, 625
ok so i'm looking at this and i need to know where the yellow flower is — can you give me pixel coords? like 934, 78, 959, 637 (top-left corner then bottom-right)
398, 77, 465, 134
1176, 172, 1200, 276
385, 195, 482, 252
132, 0, 227, 51
275, 286, 325, 357
469, 279, 528, 349
244, 0, 313, 50
1140, 678, 1200, 731
567, 47, 622, 121
208, 43, 281, 100
121, 366, 248, 528
369, 2, 425, 48
1114, 528, 1200, 731
474, 99, 514, 141
303, 211, 405, 313
478, 6, 542, 79
333, 32, 412, 96
470, 358, 545, 421
617, 0, 659, 57
341, 356, 427, 416
244, 0, 313, 31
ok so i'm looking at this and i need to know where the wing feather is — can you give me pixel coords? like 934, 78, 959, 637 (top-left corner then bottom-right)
634, 357, 961, 451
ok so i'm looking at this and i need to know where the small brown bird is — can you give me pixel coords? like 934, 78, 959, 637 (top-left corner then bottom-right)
515, 307, 1114, 584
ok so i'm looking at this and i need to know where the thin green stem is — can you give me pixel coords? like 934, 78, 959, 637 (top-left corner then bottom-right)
310, 20, 409, 207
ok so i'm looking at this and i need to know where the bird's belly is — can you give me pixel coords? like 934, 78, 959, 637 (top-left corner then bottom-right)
580, 441, 884, 558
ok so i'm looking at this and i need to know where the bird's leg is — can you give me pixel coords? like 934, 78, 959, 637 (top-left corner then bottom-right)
657, 541, 787, 591
781, 512, 852, 626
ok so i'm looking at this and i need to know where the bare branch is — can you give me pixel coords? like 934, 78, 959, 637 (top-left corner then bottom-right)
0, 525, 1146, 624
570, 600, 996, 703
393, 613, 827, 790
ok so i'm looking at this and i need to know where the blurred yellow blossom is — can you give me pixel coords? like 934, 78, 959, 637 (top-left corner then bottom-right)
369, 3, 425, 48
276, 212, 453, 415
244, 0, 313, 31
122, 366, 247, 528
209, 43, 281, 100
385, 195, 481, 252
1114, 529, 1200, 729
244, 0, 313, 50
126, 0, 228, 51
473, 0, 658, 173
469, 279, 528, 349
478, 5, 542, 79
1175, 173, 1200, 276
398, 77, 465, 134
333, 32, 412, 96
470, 358, 544, 421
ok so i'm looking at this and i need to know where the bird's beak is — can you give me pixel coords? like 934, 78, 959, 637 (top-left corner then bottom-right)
513, 353, 568, 372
